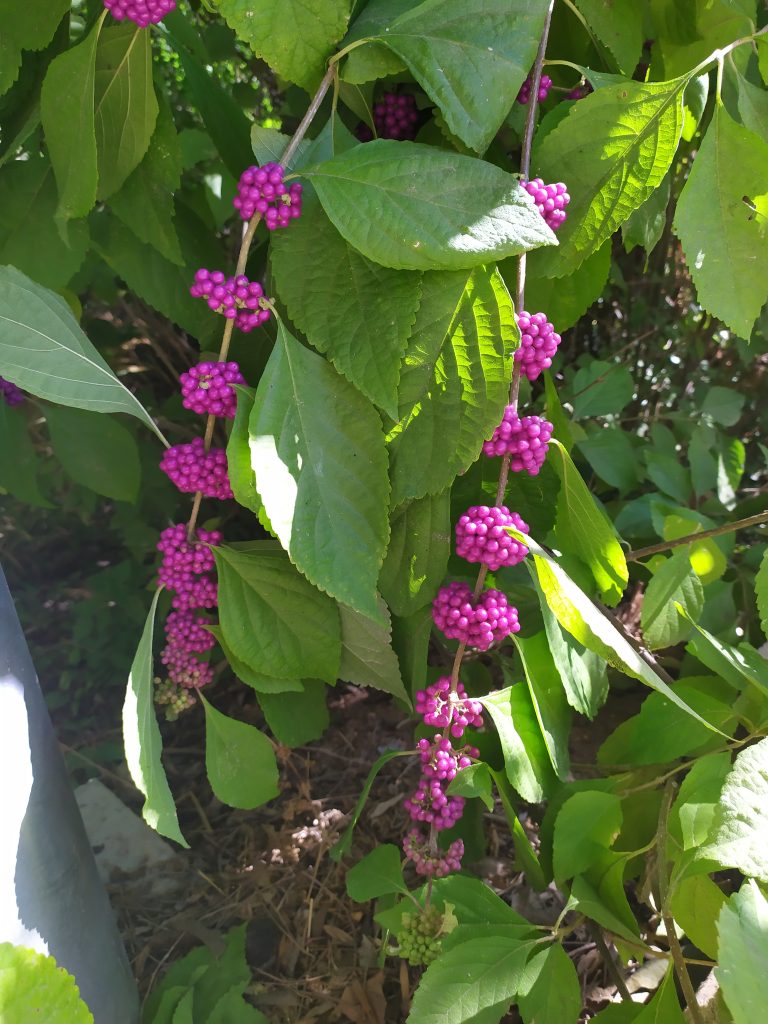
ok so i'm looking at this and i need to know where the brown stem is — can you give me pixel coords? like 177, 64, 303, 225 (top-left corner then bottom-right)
586, 922, 632, 1002
627, 510, 768, 562
185, 64, 337, 541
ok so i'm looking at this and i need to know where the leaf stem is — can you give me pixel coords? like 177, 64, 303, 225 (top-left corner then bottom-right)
185, 64, 338, 541
587, 922, 633, 1001
627, 510, 768, 562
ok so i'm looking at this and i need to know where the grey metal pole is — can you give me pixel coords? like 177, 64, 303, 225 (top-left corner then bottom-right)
0, 565, 139, 1023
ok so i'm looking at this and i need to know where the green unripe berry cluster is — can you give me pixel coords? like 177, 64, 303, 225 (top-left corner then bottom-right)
397, 906, 445, 966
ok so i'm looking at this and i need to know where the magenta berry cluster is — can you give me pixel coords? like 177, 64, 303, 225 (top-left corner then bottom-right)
103, 0, 175, 27
180, 361, 246, 419
432, 582, 519, 651
568, 82, 593, 100
415, 678, 484, 738
455, 506, 529, 571
522, 178, 570, 232
517, 73, 552, 105
483, 406, 553, 473
233, 163, 303, 228
189, 270, 271, 333
160, 438, 233, 500
514, 311, 561, 381
155, 525, 222, 701
358, 92, 420, 142
0, 376, 24, 407
403, 830, 464, 879
402, 680, 485, 877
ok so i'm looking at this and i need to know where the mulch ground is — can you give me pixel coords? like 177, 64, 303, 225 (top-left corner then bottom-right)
66, 680, 646, 1024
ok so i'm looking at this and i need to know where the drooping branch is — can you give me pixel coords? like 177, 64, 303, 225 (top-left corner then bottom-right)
627, 510, 768, 562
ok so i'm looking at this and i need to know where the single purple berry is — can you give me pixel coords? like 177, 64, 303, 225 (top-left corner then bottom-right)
0, 376, 24, 406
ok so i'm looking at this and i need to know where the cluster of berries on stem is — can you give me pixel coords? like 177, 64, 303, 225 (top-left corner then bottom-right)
0, 376, 24, 407
517, 72, 552, 105
483, 407, 553, 473
522, 178, 570, 232
233, 164, 303, 228
357, 92, 420, 141
103, 0, 176, 27
190, 270, 271, 333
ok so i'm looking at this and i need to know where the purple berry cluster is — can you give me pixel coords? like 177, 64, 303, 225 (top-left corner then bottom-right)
568, 82, 593, 100
455, 506, 529, 571
432, 582, 519, 652
402, 680, 484, 877
155, 525, 222, 710
103, 0, 175, 27
358, 93, 420, 141
180, 361, 245, 419
522, 178, 570, 232
483, 406, 553, 473
517, 73, 552, 105
160, 438, 233, 500
233, 164, 303, 228
514, 311, 561, 381
189, 270, 271, 333
0, 376, 24, 406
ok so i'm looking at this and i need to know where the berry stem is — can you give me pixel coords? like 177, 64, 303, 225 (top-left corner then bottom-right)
185, 63, 338, 542
448, 0, 555, 694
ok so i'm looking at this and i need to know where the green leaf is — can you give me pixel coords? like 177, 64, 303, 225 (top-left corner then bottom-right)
217, 0, 349, 91
530, 536, 725, 732
338, 600, 410, 703
669, 874, 725, 959
701, 385, 745, 427
550, 440, 629, 605
577, 429, 641, 494
633, 965, 685, 1024
340, 0, 410, 84
40, 14, 104, 223
534, 76, 686, 275
94, 25, 158, 200
717, 881, 768, 1024
553, 791, 623, 884
214, 542, 341, 683
258, 680, 329, 747
109, 98, 184, 265
0, 158, 89, 288
306, 140, 557, 271
226, 387, 261, 514
406, 936, 537, 1024
346, 845, 408, 901
388, 267, 516, 505
428, 875, 529, 927
208, 626, 303, 695
122, 590, 187, 846
757, 549, 768, 641
698, 737, 768, 882
522, 241, 610, 332
192, 924, 251, 1022
373, 0, 551, 152
270, 195, 421, 417
683, 613, 768, 698
645, 451, 691, 504
0, 945, 94, 1024
45, 404, 140, 502
623, 171, 672, 256
174, 42, 253, 181
91, 209, 221, 350
0, 266, 164, 439
669, 751, 731, 853
573, 0, 643, 74
641, 549, 704, 650
514, 631, 571, 780
249, 322, 390, 621
570, 866, 639, 944
379, 491, 450, 617
536, 574, 608, 719
482, 685, 557, 803
733, 65, 768, 144
517, 943, 581, 1024
0, 403, 49, 507
0, 0, 69, 52
200, 694, 279, 809
571, 361, 635, 420
448, 763, 495, 812
675, 104, 768, 339
0, 37, 21, 98
598, 678, 737, 767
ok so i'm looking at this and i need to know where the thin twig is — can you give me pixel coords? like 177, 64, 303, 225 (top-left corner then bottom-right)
587, 921, 633, 1002
185, 65, 337, 541
627, 510, 768, 562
